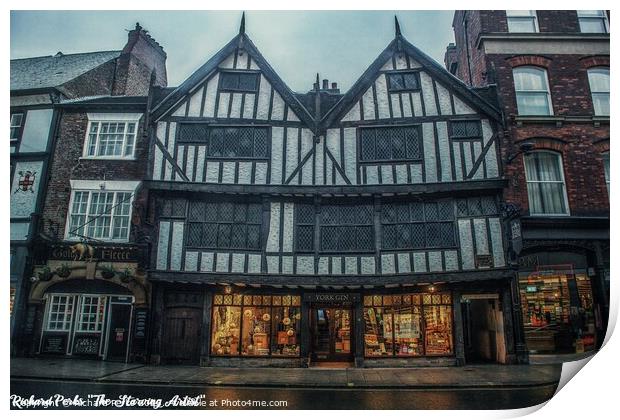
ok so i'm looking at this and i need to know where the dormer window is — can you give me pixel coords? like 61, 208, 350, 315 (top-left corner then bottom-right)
386, 72, 420, 92
220, 71, 260, 93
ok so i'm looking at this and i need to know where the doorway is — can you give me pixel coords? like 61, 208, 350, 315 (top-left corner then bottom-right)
162, 307, 202, 364
310, 307, 353, 362
462, 297, 506, 363
105, 301, 133, 362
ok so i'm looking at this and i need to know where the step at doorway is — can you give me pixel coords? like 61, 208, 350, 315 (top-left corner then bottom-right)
309, 361, 354, 369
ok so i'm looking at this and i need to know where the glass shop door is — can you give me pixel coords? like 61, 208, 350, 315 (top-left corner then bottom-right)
310, 307, 353, 361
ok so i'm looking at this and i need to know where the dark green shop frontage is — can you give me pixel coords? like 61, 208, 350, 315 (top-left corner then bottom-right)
148, 276, 526, 367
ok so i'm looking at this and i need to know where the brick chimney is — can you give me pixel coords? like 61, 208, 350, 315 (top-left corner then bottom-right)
112, 22, 167, 96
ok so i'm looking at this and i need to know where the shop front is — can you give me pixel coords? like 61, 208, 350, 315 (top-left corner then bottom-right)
518, 251, 600, 354
27, 242, 150, 362
150, 281, 518, 368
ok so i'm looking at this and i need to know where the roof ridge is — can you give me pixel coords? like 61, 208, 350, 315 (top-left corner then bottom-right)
10, 50, 121, 62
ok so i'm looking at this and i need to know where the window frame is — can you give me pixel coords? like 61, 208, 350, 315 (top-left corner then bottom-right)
44, 294, 76, 332
449, 119, 483, 140
318, 203, 375, 254
380, 200, 457, 251
185, 200, 263, 251
177, 124, 271, 160
577, 10, 609, 34
385, 71, 421, 93
358, 124, 423, 164
587, 67, 610, 116
513, 66, 554, 116
602, 152, 610, 198
75, 295, 107, 333
64, 189, 135, 242
10, 111, 25, 143
523, 151, 570, 216
218, 70, 261, 93
81, 113, 142, 160
506, 10, 539, 33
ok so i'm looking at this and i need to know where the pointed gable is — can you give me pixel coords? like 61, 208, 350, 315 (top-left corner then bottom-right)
152, 33, 314, 128
323, 36, 501, 127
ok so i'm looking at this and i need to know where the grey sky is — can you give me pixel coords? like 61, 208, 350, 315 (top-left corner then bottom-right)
10, 10, 455, 92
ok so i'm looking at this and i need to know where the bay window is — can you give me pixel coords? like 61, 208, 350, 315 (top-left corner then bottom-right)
513, 67, 553, 116
506, 10, 538, 33
524, 151, 569, 216
83, 113, 141, 159
588, 68, 610, 116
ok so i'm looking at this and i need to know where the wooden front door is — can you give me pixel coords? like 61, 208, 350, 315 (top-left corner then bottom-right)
162, 307, 202, 364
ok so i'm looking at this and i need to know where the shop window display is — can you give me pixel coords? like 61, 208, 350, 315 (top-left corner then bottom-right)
211, 294, 301, 357
519, 264, 596, 352
364, 293, 453, 357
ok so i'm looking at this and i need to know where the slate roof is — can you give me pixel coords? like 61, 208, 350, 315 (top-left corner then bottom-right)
10, 50, 121, 91
58, 95, 148, 108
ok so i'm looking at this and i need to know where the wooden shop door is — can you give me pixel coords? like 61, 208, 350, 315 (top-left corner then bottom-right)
310, 307, 353, 361
162, 307, 202, 364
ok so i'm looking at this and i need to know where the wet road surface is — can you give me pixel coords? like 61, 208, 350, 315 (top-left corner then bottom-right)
10, 378, 557, 410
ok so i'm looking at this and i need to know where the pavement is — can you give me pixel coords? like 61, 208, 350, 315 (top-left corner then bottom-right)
11, 357, 562, 389
528, 350, 596, 365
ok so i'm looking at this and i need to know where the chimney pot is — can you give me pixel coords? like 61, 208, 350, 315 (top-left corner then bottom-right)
331, 82, 337, 89
322, 79, 328, 90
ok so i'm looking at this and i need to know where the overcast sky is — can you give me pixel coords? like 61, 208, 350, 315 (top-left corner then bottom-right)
10, 10, 455, 92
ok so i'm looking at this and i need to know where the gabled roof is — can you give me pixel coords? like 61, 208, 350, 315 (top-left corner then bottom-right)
10, 50, 121, 91
322, 32, 502, 128
151, 32, 316, 128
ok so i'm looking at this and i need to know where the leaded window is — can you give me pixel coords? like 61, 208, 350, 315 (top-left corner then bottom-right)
177, 125, 269, 159
320, 204, 374, 252
186, 201, 262, 250
387, 72, 420, 92
456, 196, 498, 217
381, 201, 455, 250
67, 191, 133, 241
219, 71, 260, 92
360, 126, 422, 162
295, 203, 315, 252
450, 120, 482, 139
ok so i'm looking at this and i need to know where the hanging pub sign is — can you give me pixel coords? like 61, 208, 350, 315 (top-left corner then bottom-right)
45, 244, 140, 262
510, 219, 523, 255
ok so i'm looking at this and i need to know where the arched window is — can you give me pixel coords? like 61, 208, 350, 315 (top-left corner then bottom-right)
524, 151, 569, 215
513, 67, 553, 116
602, 152, 610, 197
588, 68, 610, 116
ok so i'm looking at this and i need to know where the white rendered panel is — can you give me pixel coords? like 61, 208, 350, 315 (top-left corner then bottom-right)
375, 75, 390, 120
422, 123, 437, 182
270, 127, 284, 184
420, 72, 438, 116
203, 74, 219, 117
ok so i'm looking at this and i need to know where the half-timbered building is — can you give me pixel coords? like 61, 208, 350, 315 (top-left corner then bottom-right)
144, 16, 525, 367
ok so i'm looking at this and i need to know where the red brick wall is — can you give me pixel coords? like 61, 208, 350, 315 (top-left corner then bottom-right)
40, 110, 149, 238
449, 10, 610, 218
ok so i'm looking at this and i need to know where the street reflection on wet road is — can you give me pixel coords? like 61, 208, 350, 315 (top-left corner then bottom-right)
10, 379, 557, 410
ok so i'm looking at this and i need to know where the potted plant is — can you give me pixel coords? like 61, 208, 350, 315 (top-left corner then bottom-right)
118, 268, 134, 284
37, 266, 53, 282
55, 264, 71, 278
100, 265, 116, 279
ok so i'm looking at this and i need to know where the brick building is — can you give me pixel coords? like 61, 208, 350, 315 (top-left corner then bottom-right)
17, 24, 168, 361
445, 10, 610, 354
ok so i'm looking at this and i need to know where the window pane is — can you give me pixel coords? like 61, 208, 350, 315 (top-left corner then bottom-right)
507, 17, 537, 33
588, 69, 610, 92
241, 307, 271, 355
514, 67, 547, 91
394, 306, 424, 355
424, 305, 453, 355
525, 152, 568, 215
516, 92, 551, 115
364, 307, 393, 356
211, 306, 241, 355
272, 306, 301, 356
579, 18, 607, 33
388, 74, 404, 90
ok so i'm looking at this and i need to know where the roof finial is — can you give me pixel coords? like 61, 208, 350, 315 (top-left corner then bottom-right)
239, 12, 246, 34
135, 22, 142, 31
394, 16, 402, 37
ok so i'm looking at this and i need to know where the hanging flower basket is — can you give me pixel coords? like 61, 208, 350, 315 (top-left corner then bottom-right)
37, 266, 53, 282
100, 265, 116, 279
55, 264, 71, 278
